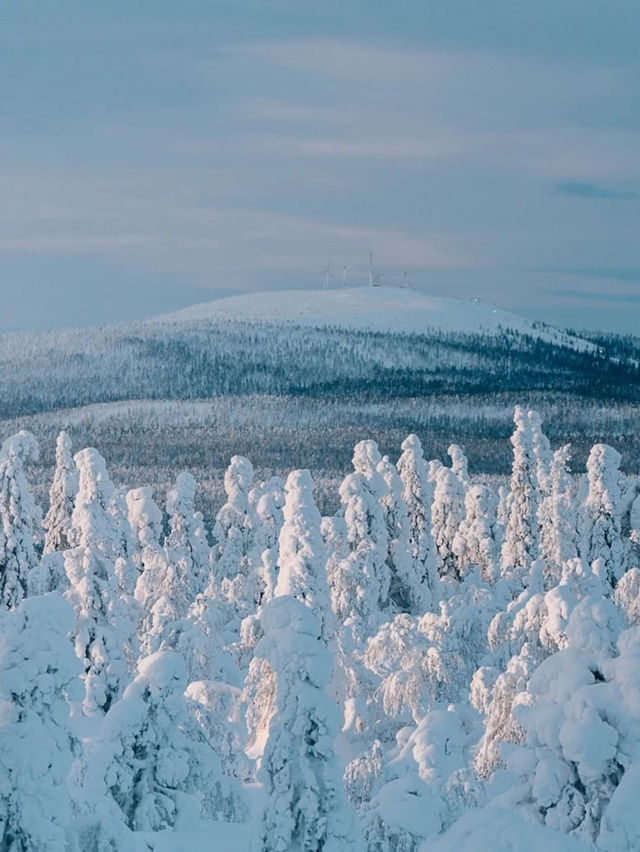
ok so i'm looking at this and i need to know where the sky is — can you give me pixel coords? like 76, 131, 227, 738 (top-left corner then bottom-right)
1, 1, 640, 333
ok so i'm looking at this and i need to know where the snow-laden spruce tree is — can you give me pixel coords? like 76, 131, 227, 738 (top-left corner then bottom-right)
477, 557, 613, 779
491, 616, 640, 849
251, 475, 285, 604
245, 471, 333, 765
252, 595, 360, 852
65, 448, 138, 714
364, 570, 493, 735
333, 462, 389, 647
448, 443, 471, 488
212, 456, 264, 617
29, 431, 78, 596
329, 446, 395, 739
274, 469, 333, 642
361, 703, 482, 851
98, 649, 242, 831
528, 409, 553, 501
165, 471, 210, 604
431, 464, 466, 582
452, 484, 501, 583
378, 454, 426, 615
175, 589, 239, 685
244, 650, 278, 765
396, 433, 439, 612
614, 567, 640, 627
185, 678, 251, 794
126, 486, 163, 574
213, 454, 256, 575
323, 514, 348, 605
578, 443, 626, 590
539, 444, 578, 584
0, 430, 41, 608
43, 430, 78, 554
0, 593, 83, 851
363, 613, 442, 731
501, 406, 542, 577
128, 486, 182, 657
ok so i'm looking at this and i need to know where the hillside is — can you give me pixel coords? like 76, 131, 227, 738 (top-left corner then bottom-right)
1, 287, 640, 509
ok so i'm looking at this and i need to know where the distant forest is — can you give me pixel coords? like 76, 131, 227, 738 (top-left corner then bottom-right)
1, 317, 639, 515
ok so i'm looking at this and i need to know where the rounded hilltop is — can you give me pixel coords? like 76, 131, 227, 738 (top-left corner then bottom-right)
152, 285, 588, 349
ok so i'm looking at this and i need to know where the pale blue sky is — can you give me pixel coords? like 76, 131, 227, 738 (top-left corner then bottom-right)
1, 1, 640, 332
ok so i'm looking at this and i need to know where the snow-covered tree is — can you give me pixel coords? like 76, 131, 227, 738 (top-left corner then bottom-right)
252, 595, 360, 852
213, 455, 256, 575
127, 486, 162, 570
244, 648, 278, 766
251, 475, 285, 604
528, 409, 553, 501
344, 740, 384, 810
448, 443, 471, 488
175, 590, 239, 685
579, 443, 626, 589
365, 577, 493, 734
614, 567, 640, 627
331, 444, 408, 739
477, 557, 616, 780
212, 456, 264, 617
492, 621, 638, 847
453, 484, 501, 582
99, 650, 242, 831
165, 471, 210, 603
65, 448, 138, 714
396, 433, 439, 612
473, 651, 533, 778
27, 432, 79, 596
0, 593, 83, 851
361, 703, 482, 851
431, 464, 465, 582
323, 514, 348, 608
128, 486, 181, 657
244, 468, 334, 767
43, 430, 78, 554
378, 454, 426, 615
274, 469, 333, 641
0, 430, 41, 608
539, 444, 578, 584
501, 406, 542, 576
333, 470, 388, 648
186, 679, 251, 793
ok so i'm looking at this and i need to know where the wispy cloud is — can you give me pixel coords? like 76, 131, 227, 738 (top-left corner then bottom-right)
554, 181, 639, 200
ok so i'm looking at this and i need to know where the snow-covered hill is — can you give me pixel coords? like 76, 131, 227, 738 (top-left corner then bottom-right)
155, 286, 591, 350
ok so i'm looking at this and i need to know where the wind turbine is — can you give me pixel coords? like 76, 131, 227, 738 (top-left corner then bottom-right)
321, 261, 334, 290
400, 269, 415, 289
368, 252, 387, 287
342, 265, 351, 288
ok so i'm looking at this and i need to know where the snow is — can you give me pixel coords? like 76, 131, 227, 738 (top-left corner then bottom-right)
133, 821, 250, 850
425, 806, 590, 852
154, 286, 593, 349
4, 406, 640, 851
